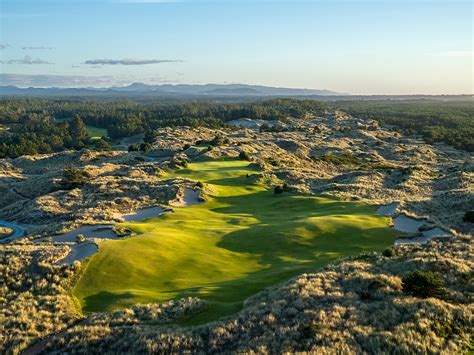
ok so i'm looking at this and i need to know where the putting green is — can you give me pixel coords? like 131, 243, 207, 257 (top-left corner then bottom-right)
73, 159, 398, 323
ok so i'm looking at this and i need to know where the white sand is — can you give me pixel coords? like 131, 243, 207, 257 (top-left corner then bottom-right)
392, 214, 432, 234
122, 206, 165, 222
392, 215, 452, 245
50, 224, 117, 243
171, 188, 201, 207
376, 202, 399, 216
56, 242, 98, 264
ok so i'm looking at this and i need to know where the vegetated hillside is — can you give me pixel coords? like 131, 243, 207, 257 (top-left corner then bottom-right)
37, 237, 474, 353
334, 100, 474, 152
0, 98, 326, 158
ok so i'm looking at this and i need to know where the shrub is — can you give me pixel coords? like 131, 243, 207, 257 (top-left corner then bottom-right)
143, 130, 158, 144
210, 135, 224, 147
63, 166, 90, 187
128, 144, 140, 152
76, 234, 85, 243
183, 143, 191, 150
94, 139, 111, 151
402, 271, 446, 299
463, 210, 474, 223
114, 226, 133, 238
274, 183, 290, 194
268, 158, 281, 167
140, 143, 152, 153
368, 279, 388, 291
239, 151, 250, 161
383, 247, 397, 257
274, 185, 284, 194
195, 181, 204, 188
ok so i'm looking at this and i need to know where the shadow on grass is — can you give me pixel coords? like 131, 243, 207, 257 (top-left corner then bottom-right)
83, 291, 136, 312
169, 190, 397, 324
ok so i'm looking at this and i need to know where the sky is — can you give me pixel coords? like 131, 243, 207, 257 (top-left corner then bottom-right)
0, 0, 472, 94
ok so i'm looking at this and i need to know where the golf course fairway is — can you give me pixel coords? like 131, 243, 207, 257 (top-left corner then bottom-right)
73, 159, 399, 323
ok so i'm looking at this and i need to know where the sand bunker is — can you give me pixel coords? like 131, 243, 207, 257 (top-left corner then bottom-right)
392, 215, 452, 245
171, 188, 201, 207
50, 224, 118, 243
57, 242, 99, 265
392, 214, 433, 234
376, 202, 399, 216
48, 206, 166, 263
122, 206, 165, 222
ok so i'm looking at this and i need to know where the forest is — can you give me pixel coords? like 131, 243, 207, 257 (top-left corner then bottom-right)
0, 98, 326, 158
334, 100, 474, 152
0, 97, 472, 158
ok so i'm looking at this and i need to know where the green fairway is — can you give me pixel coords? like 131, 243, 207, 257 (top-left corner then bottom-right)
86, 125, 108, 140
73, 159, 398, 323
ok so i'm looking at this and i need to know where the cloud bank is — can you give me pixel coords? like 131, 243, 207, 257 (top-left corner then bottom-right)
0, 55, 53, 64
84, 58, 182, 65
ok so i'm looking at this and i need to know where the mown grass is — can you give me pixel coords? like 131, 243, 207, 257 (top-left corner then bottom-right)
86, 125, 108, 140
73, 159, 398, 324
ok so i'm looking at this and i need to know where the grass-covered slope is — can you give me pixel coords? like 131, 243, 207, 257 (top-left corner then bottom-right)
73, 159, 398, 323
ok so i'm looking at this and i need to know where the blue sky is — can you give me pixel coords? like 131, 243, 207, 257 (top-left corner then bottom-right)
0, 0, 472, 94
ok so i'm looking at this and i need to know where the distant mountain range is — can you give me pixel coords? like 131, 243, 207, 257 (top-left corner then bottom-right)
0, 83, 343, 97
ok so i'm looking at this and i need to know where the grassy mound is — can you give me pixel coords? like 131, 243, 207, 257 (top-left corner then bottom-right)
73, 159, 398, 323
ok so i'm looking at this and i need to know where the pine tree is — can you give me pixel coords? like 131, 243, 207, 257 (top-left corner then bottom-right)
69, 115, 89, 142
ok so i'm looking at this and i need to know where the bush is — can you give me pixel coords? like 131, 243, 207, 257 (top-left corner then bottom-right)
128, 144, 140, 152
402, 271, 446, 299
239, 151, 250, 161
210, 135, 224, 147
114, 226, 133, 238
63, 166, 90, 187
274, 185, 284, 194
94, 139, 111, 151
368, 279, 388, 291
143, 130, 158, 144
140, 143, 152, 153
268, 158, 281, 167
274, 182, 290, 194
463, 210, 474, 223
183, 143, 191, 150
383, 247, 397, 257
76, 234, 85, 243
195, 181, 204, 188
